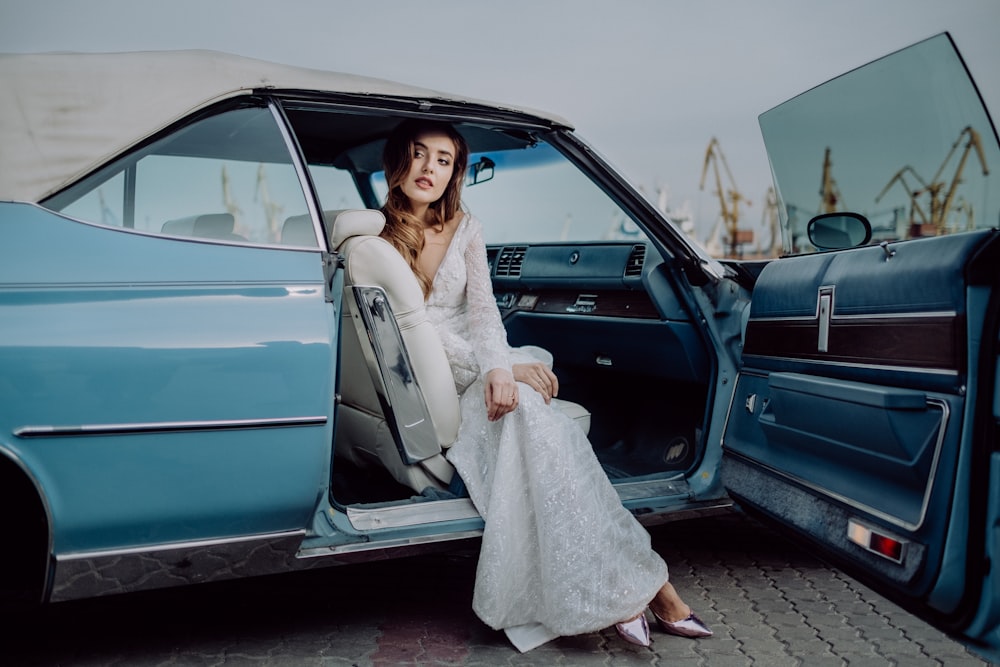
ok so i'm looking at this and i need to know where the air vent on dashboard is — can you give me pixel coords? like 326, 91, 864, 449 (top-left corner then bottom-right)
624, 244, 646, 277
495, 246, 527, 277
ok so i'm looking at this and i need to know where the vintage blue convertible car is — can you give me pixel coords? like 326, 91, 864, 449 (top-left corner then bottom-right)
1, 34, 999, 657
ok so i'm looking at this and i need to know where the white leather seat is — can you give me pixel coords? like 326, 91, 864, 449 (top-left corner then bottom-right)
326, 209, 590, 494
550, 397, 591, 434
279, 214, 319, 246
161, 212, 239, 239
330, 209, 460, 492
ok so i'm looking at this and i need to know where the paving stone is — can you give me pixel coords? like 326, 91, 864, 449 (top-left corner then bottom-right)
833, 657, 897, 667
4, 513, 991, 666
737, 637, 793, 656
747, 656, 799, 667
773, 624, 823, 641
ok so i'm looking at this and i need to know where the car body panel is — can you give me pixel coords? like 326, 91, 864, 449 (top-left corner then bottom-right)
0, 203, 336, 554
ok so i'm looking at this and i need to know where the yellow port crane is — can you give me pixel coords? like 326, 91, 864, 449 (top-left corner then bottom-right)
700, 137, 751, 257
876, 125, 989, 236
819, 147, 844, 214
761, 186, 782, 257
221, 164, 243, 230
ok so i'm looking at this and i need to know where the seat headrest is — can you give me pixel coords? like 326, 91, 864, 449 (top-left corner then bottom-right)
192, 213, 235, 238
328, 209, 386, 249
161, 212, 234, 237
281, 209, 386, 249
280, 214, 318, 246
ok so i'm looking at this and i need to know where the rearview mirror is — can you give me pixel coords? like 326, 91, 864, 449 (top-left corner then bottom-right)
467, 156, 495, 186
807, 212, 872, 250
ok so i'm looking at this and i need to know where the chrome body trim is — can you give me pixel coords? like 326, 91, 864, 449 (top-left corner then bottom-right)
344, 477, 695, 532
298, 530, 485, 559
748, 309, 958, 323
739, 354, 960, 377
614, 477, 690, 501
55, 530, 306, 561
14, 415, 327, 438
346, 498, 480, 531
349, 285, 441, 463
268, 99, 326, 251
817, 286, 834, 352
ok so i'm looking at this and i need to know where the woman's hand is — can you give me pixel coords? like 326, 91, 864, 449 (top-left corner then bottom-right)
485, 368, 518, 421
513, 362, 559, 404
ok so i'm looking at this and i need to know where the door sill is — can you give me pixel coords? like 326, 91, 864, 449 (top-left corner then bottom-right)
342, 476, 698, 532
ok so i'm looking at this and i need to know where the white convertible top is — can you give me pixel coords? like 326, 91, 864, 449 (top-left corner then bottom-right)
0, 50, 567, 202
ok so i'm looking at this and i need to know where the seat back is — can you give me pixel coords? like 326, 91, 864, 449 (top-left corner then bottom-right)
279, 213, 319, 247
330, 209, 460, 492
161, 213, 244, 240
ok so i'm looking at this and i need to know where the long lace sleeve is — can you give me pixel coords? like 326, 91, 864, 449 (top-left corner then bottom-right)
463, 220, 512, 378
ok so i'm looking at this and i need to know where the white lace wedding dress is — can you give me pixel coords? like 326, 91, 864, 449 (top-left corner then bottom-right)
426, 214, 669, 651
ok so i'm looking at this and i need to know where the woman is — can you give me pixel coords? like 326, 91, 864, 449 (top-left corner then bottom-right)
379, 119, 712, 651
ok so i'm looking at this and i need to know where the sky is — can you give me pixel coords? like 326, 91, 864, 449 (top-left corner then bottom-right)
1, 0, 997, 241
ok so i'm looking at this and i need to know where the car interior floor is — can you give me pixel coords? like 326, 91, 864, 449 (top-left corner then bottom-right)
561, 370, 707, 480
331, 372, 708, 506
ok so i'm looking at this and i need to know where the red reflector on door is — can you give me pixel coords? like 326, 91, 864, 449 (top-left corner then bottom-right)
847, 518, 907, 564
869, 533, 904, 561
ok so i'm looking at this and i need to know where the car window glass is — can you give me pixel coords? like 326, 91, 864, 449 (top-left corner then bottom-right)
46, 105, 318, 247
760, 34, 1000, 254
309, 165, 366, 212
371, 141, 648, 245
56, 170, 126, 228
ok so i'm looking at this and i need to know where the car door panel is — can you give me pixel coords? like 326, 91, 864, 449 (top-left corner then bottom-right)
739, 232, 980, 388
723, 230, 999, 609
0, 204, 336, 553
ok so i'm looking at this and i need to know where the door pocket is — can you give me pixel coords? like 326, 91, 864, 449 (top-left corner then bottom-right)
753, 372, 947, 529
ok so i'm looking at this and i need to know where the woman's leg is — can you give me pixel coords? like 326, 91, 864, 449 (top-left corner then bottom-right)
648, 580, 713, 638
649, 581, 691, 622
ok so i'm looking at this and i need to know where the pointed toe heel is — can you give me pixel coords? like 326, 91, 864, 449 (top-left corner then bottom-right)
651, 610, 713, 638
614, 612, 651, 647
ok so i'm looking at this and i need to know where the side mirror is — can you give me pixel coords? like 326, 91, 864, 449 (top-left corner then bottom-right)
807, 212, 872, 250
467, 156, 495, 186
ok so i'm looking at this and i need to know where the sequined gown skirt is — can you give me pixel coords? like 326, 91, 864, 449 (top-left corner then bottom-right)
445, 380, 669, 651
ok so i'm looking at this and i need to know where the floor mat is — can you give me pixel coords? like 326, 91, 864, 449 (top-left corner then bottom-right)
595, 432, 697, 478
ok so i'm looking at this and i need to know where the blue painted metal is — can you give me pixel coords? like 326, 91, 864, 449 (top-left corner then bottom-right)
0, 203, 337, 553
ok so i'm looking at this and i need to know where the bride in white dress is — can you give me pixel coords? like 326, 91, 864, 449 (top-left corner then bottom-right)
378, 119, 712, 652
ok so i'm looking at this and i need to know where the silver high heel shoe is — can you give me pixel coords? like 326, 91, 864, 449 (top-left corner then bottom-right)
614, 612, 651, 647
650, 609, 713, 638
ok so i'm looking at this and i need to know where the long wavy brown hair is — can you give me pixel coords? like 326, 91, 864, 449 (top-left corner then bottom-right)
380, 119, 469, 298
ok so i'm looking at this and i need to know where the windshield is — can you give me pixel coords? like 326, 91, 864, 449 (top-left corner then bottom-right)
760, 33, 1000, 254
371, 141, 648, 245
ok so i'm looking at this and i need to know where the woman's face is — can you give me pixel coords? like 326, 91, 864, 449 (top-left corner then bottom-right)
399, 130, 457, 215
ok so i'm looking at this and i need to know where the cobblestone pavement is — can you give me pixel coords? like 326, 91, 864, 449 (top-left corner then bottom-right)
5, 511, 994, 666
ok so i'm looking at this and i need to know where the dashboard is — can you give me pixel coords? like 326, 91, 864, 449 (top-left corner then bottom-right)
486, 241, 709, 383
488, 242, 661, 320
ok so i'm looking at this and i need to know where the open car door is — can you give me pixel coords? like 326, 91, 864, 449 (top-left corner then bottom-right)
722, 33, 1000, 659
